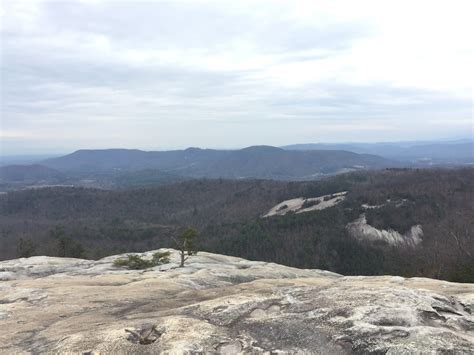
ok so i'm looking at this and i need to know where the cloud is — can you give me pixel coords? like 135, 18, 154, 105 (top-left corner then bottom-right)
1, 0, 472, 154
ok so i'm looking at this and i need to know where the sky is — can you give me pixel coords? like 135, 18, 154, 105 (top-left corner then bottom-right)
1, 0, 473, 155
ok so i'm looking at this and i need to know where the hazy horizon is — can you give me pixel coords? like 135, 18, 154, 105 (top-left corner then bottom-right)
1, 136, 473, 159
1, 0, 473, 155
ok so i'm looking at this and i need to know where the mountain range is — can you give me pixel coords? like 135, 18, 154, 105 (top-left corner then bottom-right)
41, 146, 395, 178
1, 146, 394, 191
1, 140, 472, 191
282, 139, 474, 163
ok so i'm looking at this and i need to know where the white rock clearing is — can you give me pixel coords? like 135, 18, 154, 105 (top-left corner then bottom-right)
263, 191, 347, 217
346, 214, 423, 247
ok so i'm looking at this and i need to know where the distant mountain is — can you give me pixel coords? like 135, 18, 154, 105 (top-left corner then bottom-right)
396, 142, 473, 162
0, 164, 66, 183
42, 146, 397, 180
282, 140, 474, 164
0, 155, 62, 167
197, 146, 395, 179
42, 148, 229, 173
11, 140, 469, 188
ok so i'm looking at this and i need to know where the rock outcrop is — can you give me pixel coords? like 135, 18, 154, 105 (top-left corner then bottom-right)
0, 250, 473, 354
263, 192, 347, 217
346, 214, 423, 247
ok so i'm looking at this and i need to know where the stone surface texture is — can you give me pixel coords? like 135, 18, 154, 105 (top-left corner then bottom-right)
346, 214, 423, 247
0, 249, 473, 354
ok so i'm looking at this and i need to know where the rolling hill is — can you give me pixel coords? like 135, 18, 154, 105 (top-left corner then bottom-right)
0, 164, 66, 183
283, 139, 474, 164
42, 146, 396, 179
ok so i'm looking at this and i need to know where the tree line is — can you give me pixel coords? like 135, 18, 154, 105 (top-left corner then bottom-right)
1, 168, 472, 282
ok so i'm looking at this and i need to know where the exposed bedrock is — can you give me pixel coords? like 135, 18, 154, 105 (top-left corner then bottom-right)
346, 214, 423, 247
0, 250, 472, 354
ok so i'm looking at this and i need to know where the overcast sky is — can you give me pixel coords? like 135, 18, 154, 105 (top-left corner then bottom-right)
1, 0, 473, 154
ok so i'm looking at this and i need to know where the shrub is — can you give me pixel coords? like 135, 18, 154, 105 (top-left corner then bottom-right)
113, 251, 171, 270
302, 199, 320, 208
113, 258, 131, 267
152, 251, 171, 264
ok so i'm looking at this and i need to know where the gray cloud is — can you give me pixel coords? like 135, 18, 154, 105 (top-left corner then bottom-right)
1, 0, 472, 154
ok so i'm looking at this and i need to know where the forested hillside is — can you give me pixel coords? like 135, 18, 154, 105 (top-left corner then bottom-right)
0, 146, 398, 192
41, 146, 395, 179
283, 140, 474, 164
0, 165, 66, 184
0, 168, 472, 281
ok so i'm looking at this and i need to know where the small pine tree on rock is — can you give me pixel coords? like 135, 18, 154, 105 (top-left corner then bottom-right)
173, 227, 198, 267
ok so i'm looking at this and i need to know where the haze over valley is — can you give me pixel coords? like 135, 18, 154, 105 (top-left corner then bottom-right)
1, 138, 472, 192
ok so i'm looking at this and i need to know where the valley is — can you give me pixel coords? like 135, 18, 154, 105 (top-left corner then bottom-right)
1, 168, 472, 283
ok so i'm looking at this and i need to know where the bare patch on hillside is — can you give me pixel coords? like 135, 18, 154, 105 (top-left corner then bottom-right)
263, 192, 347, 217
346, 214, 423, 247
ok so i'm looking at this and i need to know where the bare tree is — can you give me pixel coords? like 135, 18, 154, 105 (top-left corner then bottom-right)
172, 227, 198, 267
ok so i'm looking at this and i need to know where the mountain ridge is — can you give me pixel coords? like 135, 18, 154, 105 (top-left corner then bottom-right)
0, 164, 66, 183
282, 140, 474, 163
41, 146, 397, 179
